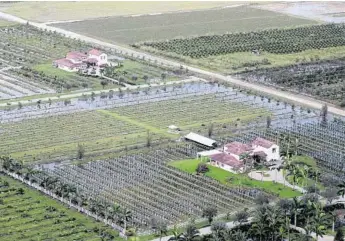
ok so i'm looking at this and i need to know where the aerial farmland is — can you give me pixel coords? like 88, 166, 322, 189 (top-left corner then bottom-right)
1, 2, 345, 241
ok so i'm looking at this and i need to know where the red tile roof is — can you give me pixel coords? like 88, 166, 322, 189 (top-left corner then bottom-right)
54, 58, 80, 68
210, 153, 244, 168
224, 142, 252, 156
66, 51, 87, 61
251, 137, 275, 148
89, 49, 103, 56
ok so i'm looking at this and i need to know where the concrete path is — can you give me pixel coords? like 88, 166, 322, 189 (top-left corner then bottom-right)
248, 169, 306, 193
1, 12, 345, 116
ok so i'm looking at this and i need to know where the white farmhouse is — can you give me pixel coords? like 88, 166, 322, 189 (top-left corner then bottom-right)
88, 49, 108, 66
251, 137, 280, 161
196, 137, 280, 174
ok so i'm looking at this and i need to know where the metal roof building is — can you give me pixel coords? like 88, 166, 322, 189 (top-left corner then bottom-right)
184, 132, 217, 148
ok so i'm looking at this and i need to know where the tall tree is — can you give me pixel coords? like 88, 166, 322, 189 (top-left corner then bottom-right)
202, 206, 217, 225
334, 227, 345, 241
337, 181, 345, 198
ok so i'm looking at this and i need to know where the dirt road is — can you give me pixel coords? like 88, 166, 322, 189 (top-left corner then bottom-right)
1, 11, 345, 116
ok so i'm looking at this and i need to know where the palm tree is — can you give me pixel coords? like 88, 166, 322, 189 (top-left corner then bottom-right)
118, 207, 132, 231
250, 206, 268, 241
278, 199, 293, 240
210, 222, 227, 241
292, 197, 301, 226
267, 205, 284, 241
337, 181, 345, 198
287, 163, 303, 189
157, 220, 168, 241
311, 208, 329, 241
168, 224, 182, 241
179, 224, 200, 241
234, 210, 249, 226
202, 206, 217, 225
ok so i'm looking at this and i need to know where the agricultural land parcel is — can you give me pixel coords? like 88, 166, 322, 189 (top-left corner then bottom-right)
0, 24, 178, 101
0, 174, 119, 241
168, 158, 301, 198
51, 6, 317, 45
0, 91, 268, 163
135, 22, 345, 107
0, 1, 242, 22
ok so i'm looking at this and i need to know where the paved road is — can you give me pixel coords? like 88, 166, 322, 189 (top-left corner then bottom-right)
0, 77, 200, 107
1, 12, 345, 117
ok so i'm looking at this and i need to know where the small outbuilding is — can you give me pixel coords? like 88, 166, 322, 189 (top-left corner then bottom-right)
184, 132, 217, 148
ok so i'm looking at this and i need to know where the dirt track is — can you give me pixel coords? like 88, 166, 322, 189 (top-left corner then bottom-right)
1, 11, 345, 116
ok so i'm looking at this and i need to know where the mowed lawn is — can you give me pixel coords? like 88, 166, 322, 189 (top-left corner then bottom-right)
51, 6, 317, 44
0, 174, 119, 241
169, 159, 301, 198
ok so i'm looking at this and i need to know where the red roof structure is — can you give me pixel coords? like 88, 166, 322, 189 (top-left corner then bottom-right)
54, 58, 81, 68
66, 51, 87, 61
224, 142, 252, 156
210, 153, 244, 169
251, 137, 275, 148
89, 49, 103, 56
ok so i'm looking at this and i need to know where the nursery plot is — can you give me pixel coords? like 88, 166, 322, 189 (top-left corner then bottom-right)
52, 5, 315, 44
44, 145, 257, 227
0, 71, 55, 100
111, 93, 270, 135
0, 174, 119, 241
238, 58, 345, 107
138, 23, 345, 58
0, 110, 162, 162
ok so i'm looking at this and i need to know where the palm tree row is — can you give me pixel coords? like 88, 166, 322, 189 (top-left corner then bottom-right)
0, 156, 133, 232
167, 193, 334, 241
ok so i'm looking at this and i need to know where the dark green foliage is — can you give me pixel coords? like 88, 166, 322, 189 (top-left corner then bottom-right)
143, 23, 345, 58
196, 163, 209, 174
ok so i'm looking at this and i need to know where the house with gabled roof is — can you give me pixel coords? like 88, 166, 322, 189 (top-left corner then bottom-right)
52, 49, 108, 73
198, 137, 280, 174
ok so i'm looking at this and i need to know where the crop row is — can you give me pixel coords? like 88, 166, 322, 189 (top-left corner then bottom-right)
43, 144, 257, 227
137, 23, 345, 58
0, 174, 118, 241
238, 58, 345, 106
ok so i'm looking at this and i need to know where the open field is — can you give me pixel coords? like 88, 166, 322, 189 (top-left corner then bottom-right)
0, 1, 239, 22
0, 174, 119, 241
112, 93, 269, 136
52, 6, 317, 45
0, 110, 166, 163
43, 145, 256, 227
169, 158, 301, 198
255, 1, 345, 23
